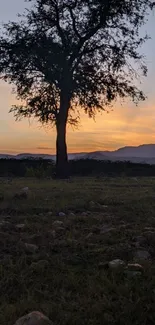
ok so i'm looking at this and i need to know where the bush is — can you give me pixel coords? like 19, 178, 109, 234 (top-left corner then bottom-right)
0, 158, 155, 178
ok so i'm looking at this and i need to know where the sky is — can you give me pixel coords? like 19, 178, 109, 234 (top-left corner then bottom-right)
0, 1, 155, 155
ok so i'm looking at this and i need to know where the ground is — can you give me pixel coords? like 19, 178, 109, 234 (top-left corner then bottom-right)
0, 176, 155, 325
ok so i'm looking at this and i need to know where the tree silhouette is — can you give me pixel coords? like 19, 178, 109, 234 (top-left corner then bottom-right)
0, 0, 154, 177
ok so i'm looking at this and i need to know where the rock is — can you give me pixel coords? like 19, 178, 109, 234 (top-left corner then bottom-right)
108, 259, 125, 270
14, 192, 28, 199
21, 187, 29, 192
24, 243, 38, 254
48, 230, 56, 238
47, 212, 53, 216
127, 263, 144, 272
100, 225, 115, 234
3, 215, 11, 219
56, 227, 65, 233
124, 270, 142, 278
53, 220, 64, 227
58, 212, 66, 217
14, 187, 29, 200
30, 260, 49, 270
99, 205, 108, 209
134, 236, 146, 248
29, 234, 42, 241
81, 212, 87, 216
2, 221, 11, 225
0, 221, 13, 230
69, 212, 76, 217
143, 231, 155, 245
89, 201, 96, 209
16, 224, 25, 230
134, 250, 150, 260
86, 232, 93, 239
14, 311, 52, 325
132, 177, 138, 182
98, 262, 109, 270
144, 227, 155, 232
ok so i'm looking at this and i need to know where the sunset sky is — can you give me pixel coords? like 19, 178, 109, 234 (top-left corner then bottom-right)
0, 0, 155, 155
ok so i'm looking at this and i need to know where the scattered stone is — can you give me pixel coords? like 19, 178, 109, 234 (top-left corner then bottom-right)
98, 262, 109, 270
144, 227, 155, 232
2, 221, 11, 224
81, 212, 87, 216
30, 260, 49, 270
14, 187, 29, 200
14, 311, 52, 325
58, 212, 66, 217
48, 230, 56, 238
21, 187, 29, 192
134, 236, 146, 248
86, 232, 93, 239
24, 243, 38, 254
132, 177, 138, 182
69, 212, 76, 217
29, 234, 42, 241
134, 250, 150, 260
3, 215, 11, 219
53, 220, 64, 227
56, 226, 65, 233
143, 231, 155, 245
14, 192, 28, 199
0, 221, 13, 230
99, 205, 108, 209
108, 259, 125, 270
124, 270, 142, 278
127, 263, 144, 272
16, 224, 25, 230
100, 225, 115, 234
89, 201, 96, 209
47, 211, 53, 216
52, 230, 56, 238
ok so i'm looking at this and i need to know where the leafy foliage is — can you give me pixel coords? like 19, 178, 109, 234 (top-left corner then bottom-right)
0, 0, 154, 125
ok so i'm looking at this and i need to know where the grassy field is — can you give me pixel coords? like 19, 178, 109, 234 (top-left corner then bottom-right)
0, 176, 155, 324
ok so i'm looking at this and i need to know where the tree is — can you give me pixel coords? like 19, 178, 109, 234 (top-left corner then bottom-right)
0, 0, 154, 178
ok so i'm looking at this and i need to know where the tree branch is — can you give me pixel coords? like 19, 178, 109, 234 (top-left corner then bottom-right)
66, 5, 82, 40
54, 3, 67, 47
69, 11, 106, 67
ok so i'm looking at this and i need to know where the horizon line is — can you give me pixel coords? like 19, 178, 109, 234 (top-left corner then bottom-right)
1, 143, 155, 156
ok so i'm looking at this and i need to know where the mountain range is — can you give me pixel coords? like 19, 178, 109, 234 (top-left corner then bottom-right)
1, 144, 155, 164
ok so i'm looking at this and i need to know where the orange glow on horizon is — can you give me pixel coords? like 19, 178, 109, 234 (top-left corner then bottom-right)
0, 82, 155, 155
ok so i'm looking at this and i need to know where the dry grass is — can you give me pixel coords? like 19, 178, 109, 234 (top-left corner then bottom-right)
0, 176, 155, 324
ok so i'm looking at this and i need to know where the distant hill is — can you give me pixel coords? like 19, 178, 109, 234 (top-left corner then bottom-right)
15, 152, 86, 161
0, 154, 15, 159
1, 144, 155, 164
107, 144, 155, 158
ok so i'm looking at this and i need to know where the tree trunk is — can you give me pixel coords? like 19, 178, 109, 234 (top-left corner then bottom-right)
55, 91, 70, 179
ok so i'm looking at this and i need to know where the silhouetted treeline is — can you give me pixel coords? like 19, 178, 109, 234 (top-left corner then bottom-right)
0, 158, 155, 178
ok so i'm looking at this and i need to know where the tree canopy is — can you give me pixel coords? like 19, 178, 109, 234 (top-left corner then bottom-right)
0, 0, 154, 177
1, 0, 154, 121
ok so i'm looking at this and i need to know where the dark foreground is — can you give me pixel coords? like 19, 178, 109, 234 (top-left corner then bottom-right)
0, 177, 155, 325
